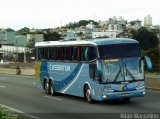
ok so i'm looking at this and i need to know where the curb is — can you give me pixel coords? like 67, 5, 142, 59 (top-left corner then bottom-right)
146, 88, 160, 91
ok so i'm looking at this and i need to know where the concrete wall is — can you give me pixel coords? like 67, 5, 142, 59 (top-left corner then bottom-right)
27, 34, 44, 42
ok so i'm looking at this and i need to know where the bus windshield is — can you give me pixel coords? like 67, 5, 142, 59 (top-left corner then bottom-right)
98, 43, 141, 59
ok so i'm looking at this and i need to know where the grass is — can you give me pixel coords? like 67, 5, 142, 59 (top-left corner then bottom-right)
0, 106, 33, 119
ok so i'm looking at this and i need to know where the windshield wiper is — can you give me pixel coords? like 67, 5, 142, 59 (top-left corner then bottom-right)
126, 69, 136, 81
113, 64, 122, 82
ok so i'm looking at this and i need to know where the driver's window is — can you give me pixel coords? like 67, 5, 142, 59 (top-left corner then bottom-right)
88, 46, 97, 61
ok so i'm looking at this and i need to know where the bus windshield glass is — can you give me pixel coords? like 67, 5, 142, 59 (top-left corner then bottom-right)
98, 43, 141, 59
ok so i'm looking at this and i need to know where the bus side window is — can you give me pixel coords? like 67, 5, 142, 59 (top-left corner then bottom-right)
61, 47, 64, 60
44, 47, 48, 60
57, 47, 61, 60
66, 47, 72, 61
64, 47, 67, 60
72, 46, 81, 61
81, 46, 88, 62
76, 47, 80, 61
89, 46, 98, 80
35, 48, 38, 60
42, 47, 45, 59
72, 46, 77, 61
38, 48, 43, 60
56, 47, 64, 61
55, 47, 57, 60
49, 47, 56, 60
88, 46, 97, 61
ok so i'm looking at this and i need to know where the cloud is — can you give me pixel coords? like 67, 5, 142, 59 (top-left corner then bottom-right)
0, 0, 159, 30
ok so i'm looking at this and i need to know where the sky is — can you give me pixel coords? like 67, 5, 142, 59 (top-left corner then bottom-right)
0, 0, 160, 30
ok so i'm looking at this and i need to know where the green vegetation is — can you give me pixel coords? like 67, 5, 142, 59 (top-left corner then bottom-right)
0, 106, 33, 119
131, 27, 160, 73
17, 27, 30, 35
17, 27, 43, 35
143, 49, 160, 73
67, 20, 98, 29
44, 31, 61, 41
132, 27, 159, 50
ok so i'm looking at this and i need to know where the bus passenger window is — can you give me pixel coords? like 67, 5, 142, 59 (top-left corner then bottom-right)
72, 46, 81, 61
56, 47, 61, 60
88, 46, 97, 61
81, 46, 88, 61
66, 47, 72, 61
35, 48, 38, 60
61, 47, 64, 60
63, 47, 67, 60
72, 47, 77, 61
37, 48, 40, 60
44, 47, 48, 60
38, 48, 44, 60
49, 47, 56, 60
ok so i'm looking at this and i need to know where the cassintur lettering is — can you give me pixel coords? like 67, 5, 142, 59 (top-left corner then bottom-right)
49, 65, 70, 72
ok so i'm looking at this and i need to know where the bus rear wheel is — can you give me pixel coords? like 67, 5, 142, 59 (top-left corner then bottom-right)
85, 86, 93, 103
45, 81, 51, 95
50, 81, 56, 96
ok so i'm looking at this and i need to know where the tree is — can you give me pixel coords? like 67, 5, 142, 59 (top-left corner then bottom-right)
132, 27, 159, 50
67, 20, 99, 29
27, 38, 35, 48
44, 32, 61, 41
17, 27, 30, 35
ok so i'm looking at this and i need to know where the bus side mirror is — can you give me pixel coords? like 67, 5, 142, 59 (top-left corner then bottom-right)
96, 60, 102, 80
142, 56, 152, 71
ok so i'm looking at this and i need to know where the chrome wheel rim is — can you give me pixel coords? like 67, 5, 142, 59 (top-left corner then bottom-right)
45, 82, 49, 94
86, 89, 91, 102
51, 85, 54, 95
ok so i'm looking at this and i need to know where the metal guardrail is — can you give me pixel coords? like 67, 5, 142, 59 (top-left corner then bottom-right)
145, 74, 160, 79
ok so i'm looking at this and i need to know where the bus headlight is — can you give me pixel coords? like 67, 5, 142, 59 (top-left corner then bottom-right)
103, 95, 107, 99
142, 91, 145, 95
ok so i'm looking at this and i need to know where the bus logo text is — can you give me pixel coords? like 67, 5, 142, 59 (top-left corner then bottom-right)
49, 65, 70, 72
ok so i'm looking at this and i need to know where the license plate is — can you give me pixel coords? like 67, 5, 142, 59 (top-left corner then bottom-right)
122, 93, 129, 96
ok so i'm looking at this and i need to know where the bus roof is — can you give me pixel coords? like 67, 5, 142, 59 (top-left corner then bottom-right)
35, 38, 139, 47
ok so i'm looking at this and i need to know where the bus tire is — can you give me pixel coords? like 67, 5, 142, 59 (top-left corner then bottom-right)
85, 85, 93, 103
45, 81, 51, 95
50, 81, 56, 96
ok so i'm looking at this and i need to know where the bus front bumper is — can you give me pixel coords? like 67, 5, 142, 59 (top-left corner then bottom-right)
100, 89, 145, 101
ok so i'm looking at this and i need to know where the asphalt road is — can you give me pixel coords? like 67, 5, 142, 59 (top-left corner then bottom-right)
0, 74, 160, 119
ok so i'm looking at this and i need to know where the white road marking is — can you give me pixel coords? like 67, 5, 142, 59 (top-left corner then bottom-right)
44, 95, 62, 101
0, 104, 39, 119
0, 85, 6, 88
0, 104, 23, 113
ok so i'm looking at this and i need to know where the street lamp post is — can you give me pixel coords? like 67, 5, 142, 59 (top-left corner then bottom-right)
24, 47, 26, 63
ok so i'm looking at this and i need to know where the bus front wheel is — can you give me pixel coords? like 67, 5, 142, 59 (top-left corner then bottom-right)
85, 86, 93, 103
123, 98, 130, 102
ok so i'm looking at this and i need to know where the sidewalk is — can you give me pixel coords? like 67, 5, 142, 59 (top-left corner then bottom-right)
0, 68, 35, 76
145, 75, 160, 91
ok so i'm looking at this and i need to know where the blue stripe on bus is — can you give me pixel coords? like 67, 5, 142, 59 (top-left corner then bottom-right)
49, 63, 82, 92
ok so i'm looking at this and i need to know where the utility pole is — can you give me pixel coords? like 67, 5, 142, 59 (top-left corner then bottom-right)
16, 39, 18, 62
24, 47, 26, 63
